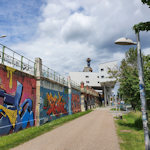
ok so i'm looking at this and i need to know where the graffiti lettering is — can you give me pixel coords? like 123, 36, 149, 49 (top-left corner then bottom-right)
0, 82, 34, 135
43, 92, 67, 116
72, 93, 81, 113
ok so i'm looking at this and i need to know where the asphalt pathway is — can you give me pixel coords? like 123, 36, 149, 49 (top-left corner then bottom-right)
12, 108, 120, 150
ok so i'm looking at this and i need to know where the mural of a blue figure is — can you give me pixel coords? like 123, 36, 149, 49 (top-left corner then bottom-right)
0, 81, 34, 135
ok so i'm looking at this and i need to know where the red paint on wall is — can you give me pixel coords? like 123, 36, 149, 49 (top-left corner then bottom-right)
71, 93, 81, 113
0, 66, 36, 117
43, 93, 67, 116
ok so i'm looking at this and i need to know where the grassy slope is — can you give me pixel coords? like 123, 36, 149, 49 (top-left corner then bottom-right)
116, 111, 145, 150
0, 110, 92, 150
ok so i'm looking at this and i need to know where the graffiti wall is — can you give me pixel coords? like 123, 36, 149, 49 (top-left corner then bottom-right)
71, 89, 81, 113
0, 64, 36, 135
40, 85, 68, 125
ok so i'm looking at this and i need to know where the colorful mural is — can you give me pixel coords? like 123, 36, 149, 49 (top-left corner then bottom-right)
71, 89, 81, 113
43, 92, 67, 116
0, 65, 36, 135
40, 87, 68, 125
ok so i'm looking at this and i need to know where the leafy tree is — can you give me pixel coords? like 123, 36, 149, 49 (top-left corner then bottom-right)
144, 54, 150, 109
119, 48, 140, 110
108, 48, 150, 110
133, 0, 150, 33
141, 0, 150, 6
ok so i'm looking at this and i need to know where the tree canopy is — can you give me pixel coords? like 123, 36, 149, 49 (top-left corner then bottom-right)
133, 0, 150, 33
141, 0, 150, 6
108, 48, 150, 110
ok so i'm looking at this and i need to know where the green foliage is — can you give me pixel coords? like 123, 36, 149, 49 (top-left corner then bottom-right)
116, 111, 145, 150
134, 117, 143, 129
108, 48, 150, 110
133, 1, 150, 33
141, 0, 150, 6
119, 48, 140, 110
133, 22, 150, 33
144, 55, 150, 109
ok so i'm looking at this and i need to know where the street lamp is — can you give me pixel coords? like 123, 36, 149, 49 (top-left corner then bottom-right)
115, 32, 150, 150
0, 35, 6, 38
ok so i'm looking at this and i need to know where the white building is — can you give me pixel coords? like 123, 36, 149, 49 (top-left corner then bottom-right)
69, 60, 118, 106
69, 60, 118, 87
69, 72, 100, 87
99, 61, 118, 80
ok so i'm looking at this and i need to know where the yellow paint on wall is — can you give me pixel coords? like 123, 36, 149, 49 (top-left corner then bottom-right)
6, 66, 16, 89
0, 105, 17, 128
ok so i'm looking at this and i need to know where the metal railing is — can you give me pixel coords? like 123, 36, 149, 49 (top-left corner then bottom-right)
0, 43, 80, 89
0, 43, 36, 76
70, 80, 80, 90
41, 64, 68, 86
41, 65, 80, 89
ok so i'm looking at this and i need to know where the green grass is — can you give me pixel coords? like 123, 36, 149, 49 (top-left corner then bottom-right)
111, 108, 120, 111
116, 111, 145, 150
0, 110, 92, 150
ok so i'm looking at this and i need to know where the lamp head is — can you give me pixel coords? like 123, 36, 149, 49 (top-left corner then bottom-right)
115, 37, 137, 45
0, 35, 7, 38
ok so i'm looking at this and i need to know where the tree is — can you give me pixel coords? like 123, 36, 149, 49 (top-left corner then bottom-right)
143, 54, 150, 109
108, 48, 150, 110
141, 0, 150, 6
133, 1, 150, 33
119, 48, 140, 110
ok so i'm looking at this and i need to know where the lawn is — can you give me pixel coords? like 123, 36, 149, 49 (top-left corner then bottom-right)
116, 111, 145, 150
0, 110, 92, 150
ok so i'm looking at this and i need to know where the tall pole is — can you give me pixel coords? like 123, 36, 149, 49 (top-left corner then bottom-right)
136, 31, 150, 150
104, 85, 107, 107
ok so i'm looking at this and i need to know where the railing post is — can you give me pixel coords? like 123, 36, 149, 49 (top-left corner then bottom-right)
2, 46, 5, 64
12, 52, 15, 67
35, 57, 42, 126
21, 56, 23, 70
54, 71, 55, 81
47, 68, 49, 78
34, 62, 36, 76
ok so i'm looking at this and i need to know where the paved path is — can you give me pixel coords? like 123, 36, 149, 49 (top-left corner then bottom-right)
12, 108, 120, 150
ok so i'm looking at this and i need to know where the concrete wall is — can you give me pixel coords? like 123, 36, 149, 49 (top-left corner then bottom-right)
0, 64, 36, 135
0, 57, 99, 136
39, 79, 69, 125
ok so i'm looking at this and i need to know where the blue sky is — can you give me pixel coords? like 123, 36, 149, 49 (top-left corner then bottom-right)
0, 0, 45, 44
0, 0, 150, 74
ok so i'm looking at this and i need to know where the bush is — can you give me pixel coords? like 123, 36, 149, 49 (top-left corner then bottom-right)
134, 117, 143, 129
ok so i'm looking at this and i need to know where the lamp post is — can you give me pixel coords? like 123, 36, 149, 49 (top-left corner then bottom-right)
115, 32, 150, 150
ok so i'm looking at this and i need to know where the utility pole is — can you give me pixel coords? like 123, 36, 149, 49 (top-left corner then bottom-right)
136, 31, 150, 150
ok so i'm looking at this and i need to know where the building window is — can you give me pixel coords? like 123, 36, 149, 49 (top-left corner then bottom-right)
101, 68, 104, 71
101, 76, 104, 78
86, 81, 89, 83
97, 76, 99, 78
85, 76, 89, 78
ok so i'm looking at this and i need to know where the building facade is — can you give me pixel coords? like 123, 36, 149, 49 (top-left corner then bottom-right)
69, 60, 118, 106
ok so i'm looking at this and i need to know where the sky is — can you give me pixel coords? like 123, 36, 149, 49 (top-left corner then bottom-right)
0, 0, 150, 76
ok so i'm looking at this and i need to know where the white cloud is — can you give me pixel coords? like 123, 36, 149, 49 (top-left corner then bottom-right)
9, 0, 150, 75
61, 13, 95, 42
143, 48, 150, 55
